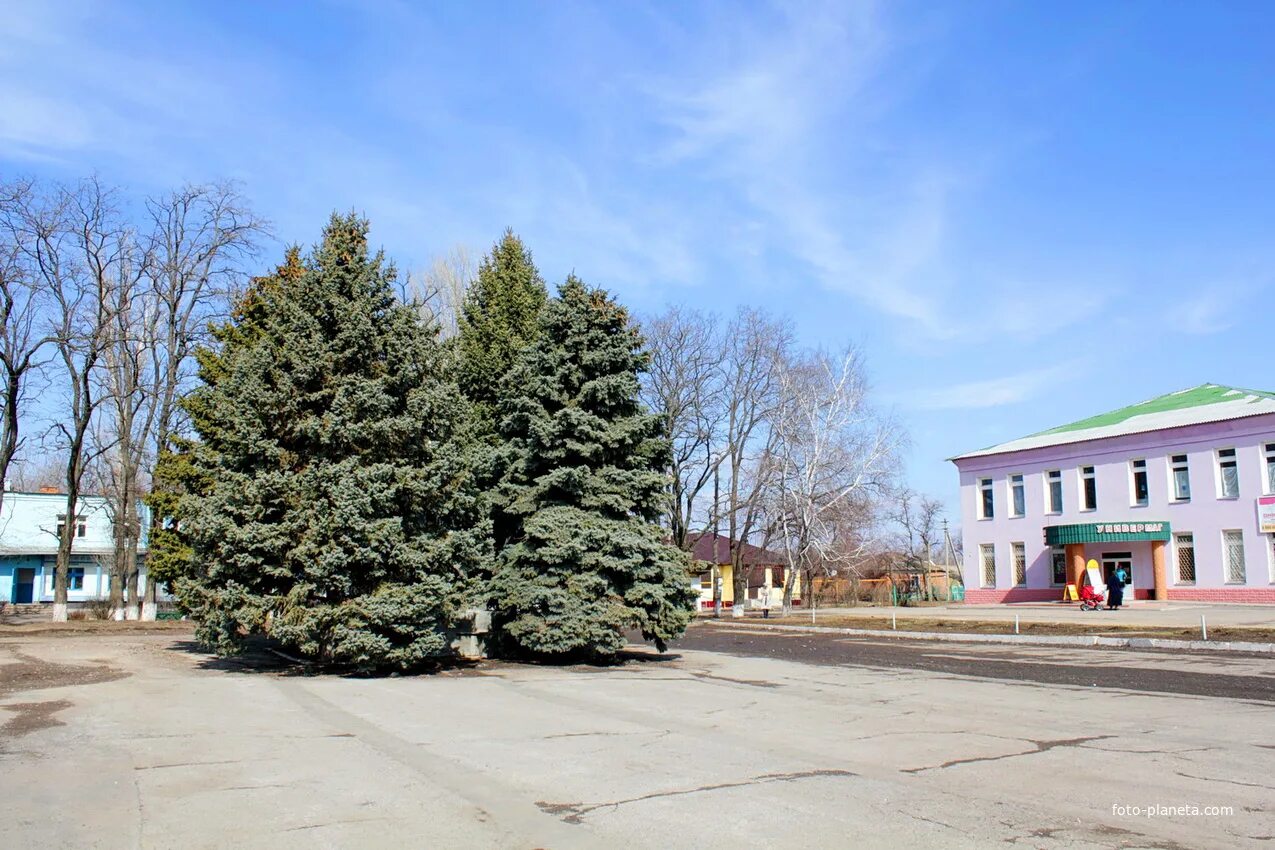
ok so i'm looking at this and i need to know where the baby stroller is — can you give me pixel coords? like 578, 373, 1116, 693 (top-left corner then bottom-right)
1079, 583, 1106, 612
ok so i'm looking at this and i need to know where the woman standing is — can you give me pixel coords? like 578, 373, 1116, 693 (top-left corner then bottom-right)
1107, 567, 1127, 610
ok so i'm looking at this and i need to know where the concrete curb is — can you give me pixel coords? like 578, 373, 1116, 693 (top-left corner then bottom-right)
716, 622, 1275, 654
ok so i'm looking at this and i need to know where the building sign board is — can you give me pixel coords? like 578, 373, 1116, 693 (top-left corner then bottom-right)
1044, 522, 1172, 546
1259, 496, 1275, 534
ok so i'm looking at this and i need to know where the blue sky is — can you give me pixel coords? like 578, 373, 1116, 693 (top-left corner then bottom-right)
2, 0, 1272, 512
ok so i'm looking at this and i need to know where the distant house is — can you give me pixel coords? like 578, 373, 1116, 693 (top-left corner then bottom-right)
689, 533, 802, 610
0, 489, 155, 606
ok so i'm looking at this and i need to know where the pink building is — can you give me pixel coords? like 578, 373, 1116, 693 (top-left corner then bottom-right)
952, 385, 1275, 604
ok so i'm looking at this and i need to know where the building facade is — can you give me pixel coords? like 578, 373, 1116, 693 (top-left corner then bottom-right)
0, 489, 154, 606
689, 533, 804, 610
953, 385, 1275, 604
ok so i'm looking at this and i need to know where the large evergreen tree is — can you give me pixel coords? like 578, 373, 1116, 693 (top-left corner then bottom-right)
455, 229, 547, 418
488, 277, 697, 658
175, 214, 490, 671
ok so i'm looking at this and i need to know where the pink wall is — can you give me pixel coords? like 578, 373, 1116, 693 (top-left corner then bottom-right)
954, 413, 1275, 600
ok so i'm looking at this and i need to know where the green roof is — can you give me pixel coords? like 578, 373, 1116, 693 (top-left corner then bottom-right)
954, 384, 1275, 461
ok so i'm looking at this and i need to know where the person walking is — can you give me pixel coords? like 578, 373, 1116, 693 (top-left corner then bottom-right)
1106, 567, 1127, 610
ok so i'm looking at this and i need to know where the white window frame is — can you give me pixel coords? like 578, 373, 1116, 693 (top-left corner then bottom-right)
1222, 529, 1246, 584
1079, 465, 1097, 512
1170, 454, 1191, 502
1129, 458, 1149, 507
978, 477, 994, 520
1173, 531, 1195, 585
1044, 469, 1063, 514
1008, 474, 1025, 518
1012, 542, 1026, 586
1264, 443, 1275, 496
55, 513, 88, 539
979, 543, 996, 588
1216, 448, 1239, 499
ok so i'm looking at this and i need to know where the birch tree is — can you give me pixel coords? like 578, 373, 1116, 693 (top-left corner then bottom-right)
771, 347, 900, 618
408, 244, 476, 339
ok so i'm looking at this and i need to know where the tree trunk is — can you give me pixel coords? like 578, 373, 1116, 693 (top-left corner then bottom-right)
53, 482, 80, 623
141, 568, 157, 621
0, 365, 20, 519
731, 552, 747, 619
125, 555, 140, 620
109, 556, 125, 620
712, 566, 722, 618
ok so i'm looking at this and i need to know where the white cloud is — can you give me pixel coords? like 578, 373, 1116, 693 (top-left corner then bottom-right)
1170, 288, 1240, 335
906, 362, 1089, 411
637, 2, 968, 333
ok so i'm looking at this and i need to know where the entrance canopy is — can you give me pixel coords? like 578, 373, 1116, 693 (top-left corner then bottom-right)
1044, 521, 1171, 546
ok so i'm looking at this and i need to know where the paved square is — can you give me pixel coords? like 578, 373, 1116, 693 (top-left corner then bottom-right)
2, 626, 1272, 848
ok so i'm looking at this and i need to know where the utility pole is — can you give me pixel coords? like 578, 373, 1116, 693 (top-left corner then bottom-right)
942, 518, 961, 602
711, 464, 721, 618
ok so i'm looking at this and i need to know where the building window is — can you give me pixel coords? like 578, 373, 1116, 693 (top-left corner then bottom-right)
1171, 454, 1190, 501
1045, 470, 1062, 514
1080, 466, 1097, 511
1009, 474, 1025, 518
1223, 529, 1246, 584
1130, 459, 1148, 507
1174, 533, 1195, 584
979, 478, 994, 519
55, 514, 87, 538
1265, 443, 1275, 495
1217, 449, 1239, 498
1012, 542, 1026, 586
68, 567, 84, 591
980, 544, 996, 587
1051, 547, 1067, 585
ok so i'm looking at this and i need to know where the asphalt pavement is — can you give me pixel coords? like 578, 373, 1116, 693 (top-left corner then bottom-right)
674, 620, 1275, 702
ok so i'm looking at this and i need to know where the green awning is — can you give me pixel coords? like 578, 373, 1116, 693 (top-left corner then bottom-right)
1044, 521, 1171, 546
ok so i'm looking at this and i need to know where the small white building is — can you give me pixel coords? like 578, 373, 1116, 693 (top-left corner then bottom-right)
0, 489, 156, 606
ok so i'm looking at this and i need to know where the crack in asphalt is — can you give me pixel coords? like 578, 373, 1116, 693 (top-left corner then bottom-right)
1175, 771, 1275, 792
901, 735, 1116, 774
688, 670, 779, 689
536, 769, 857, 824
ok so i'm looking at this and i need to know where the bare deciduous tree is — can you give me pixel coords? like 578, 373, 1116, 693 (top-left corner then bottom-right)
893, 487, 944, 569
639, 306, 725, 551
18, 177, 126, 620
0, 177, 54, 517
146, 182, 267, 457
717, 309, 793, 617
130, 183, 265, 618
770, 346, 901, 619
408, 244, 476, 338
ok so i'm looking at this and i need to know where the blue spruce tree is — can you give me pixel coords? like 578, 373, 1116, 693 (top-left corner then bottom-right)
177, 213, 491, 671
489, 277, 697, 658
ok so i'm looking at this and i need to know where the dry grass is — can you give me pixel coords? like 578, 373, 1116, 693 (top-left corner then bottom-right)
726, 614, 1275, 644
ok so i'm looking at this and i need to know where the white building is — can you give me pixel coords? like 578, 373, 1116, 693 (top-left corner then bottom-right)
0, 489, 156, 606
952, 385, 1275, 604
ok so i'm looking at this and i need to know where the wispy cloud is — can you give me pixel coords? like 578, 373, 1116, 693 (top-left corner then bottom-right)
638, 1, 963, 332
905, 362, 1090, 411
1168, 286, 1247, 336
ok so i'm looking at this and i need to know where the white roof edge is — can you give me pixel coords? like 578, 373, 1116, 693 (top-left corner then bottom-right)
952, 399, 1275, 462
